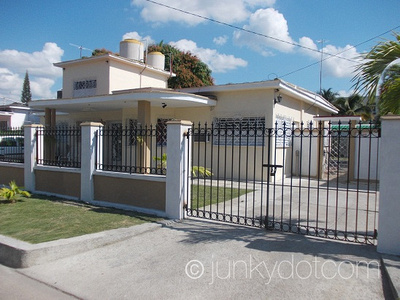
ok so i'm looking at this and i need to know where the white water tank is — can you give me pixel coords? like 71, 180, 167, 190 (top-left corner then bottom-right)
119, 39, 144, 61
147, 51, 165, 70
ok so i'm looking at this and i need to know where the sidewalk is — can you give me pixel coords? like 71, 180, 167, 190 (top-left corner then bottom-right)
0, 219, 397, 299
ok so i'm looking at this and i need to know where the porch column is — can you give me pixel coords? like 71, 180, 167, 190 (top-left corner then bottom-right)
377, 115, 400, 255
24, 124, 44, 192
166, 120, 192, 219
80, 122, 103, 202
138, 101, 151, 173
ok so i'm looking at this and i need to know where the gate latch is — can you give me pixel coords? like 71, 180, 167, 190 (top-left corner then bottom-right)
263, 164, 283, 176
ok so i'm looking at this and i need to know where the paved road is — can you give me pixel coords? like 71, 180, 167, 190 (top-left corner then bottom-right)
2, 219, 387, 300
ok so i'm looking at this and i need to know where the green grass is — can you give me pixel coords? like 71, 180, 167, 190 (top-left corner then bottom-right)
0, 195, 160, 244
190, 184, 252, 210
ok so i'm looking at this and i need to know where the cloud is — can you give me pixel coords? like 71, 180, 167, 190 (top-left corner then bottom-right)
299, 37, 361, 78
131, 0, 274, 26
213, 35, 228, 46
233, 8, 295, 55
170, 39, 248, 73
0, 43, 63, 101
122, 31, 155, 46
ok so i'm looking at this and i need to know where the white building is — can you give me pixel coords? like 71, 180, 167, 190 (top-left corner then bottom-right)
29, 38, 338, 129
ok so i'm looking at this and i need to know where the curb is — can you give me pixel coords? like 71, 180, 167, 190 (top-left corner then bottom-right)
381, 255, 400, 300
0, 222, 162, 268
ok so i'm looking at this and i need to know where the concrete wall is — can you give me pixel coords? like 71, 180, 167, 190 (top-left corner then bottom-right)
35, 168, 81, 199
0, 163, 24, 186
62, 60, 110, 98
93, 173, 165, 211
109, 60, 167, 91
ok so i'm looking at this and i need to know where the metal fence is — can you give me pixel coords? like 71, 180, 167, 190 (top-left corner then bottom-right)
36, 126, 81, 168
186, 120, 380, 244
96, 124, 167, 175
0, 127, 24, 163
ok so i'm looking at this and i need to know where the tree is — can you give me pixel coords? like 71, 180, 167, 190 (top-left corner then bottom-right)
21, 71, 32, 105
334, 94, 373, 120
352, 32, 400, 115
148, 42, 214, 89
91, 48, 116, 57
318, 88, 339, 104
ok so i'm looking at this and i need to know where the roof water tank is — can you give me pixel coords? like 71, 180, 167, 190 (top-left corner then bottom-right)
119, 39, 144, 61
147, 51, 165, 70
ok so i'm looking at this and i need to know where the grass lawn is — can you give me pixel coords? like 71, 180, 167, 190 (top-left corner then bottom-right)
0, 195, 160, 244
190, 184, 252, 210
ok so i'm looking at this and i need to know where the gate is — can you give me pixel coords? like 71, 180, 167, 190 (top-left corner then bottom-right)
186, 120, 380, 244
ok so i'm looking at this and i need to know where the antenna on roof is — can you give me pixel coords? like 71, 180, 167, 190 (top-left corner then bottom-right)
69, 43, 93, 58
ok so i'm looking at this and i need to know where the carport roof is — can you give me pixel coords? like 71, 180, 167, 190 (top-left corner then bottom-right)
28, 88, 217, 113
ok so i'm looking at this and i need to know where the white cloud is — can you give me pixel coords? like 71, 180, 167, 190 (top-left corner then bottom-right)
0, 43, 64, 101
213, 35, 228, 46
299, 37, 361, 78
170, 39, 248, 73
122, 31, 155, 46
233, 8, 295, 55
131, 0, 274, 25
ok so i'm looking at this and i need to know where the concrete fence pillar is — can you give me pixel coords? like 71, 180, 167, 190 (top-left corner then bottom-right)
24, 124, 43, 192
166, 120, 192, 220
80, 122, 103, 202
377, 115, 400, 255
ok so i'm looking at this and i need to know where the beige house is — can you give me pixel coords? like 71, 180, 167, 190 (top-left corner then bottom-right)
29, 38, 338, 129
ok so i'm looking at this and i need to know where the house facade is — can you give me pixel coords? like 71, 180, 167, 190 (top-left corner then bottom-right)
29, 38, 337, 129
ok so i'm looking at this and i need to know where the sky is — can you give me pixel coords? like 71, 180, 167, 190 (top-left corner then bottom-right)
1, 0, 399, 103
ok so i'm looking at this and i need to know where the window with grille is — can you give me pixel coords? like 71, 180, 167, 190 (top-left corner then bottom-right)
212, 117, 265, 146
73, 79, 97, 97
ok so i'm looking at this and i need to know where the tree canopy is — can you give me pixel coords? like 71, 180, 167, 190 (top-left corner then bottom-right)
352, 32, 400, 115
318, 88, 373, 120
148, 42, 214, 89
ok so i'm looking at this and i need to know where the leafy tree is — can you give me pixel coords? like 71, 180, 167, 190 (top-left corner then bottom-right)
21, 71, 32, 105
352, 32, 400, 115
148, 42, 214, 89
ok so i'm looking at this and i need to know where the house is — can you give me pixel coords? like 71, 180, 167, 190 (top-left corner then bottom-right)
0, 100, 40, 128
28, 39, 338, 180
29, 38, 338, 129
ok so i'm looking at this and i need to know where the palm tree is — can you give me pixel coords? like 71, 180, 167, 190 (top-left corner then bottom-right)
352, 32, 400, 115
334, 94, 373, 120
318, 88, 339, 104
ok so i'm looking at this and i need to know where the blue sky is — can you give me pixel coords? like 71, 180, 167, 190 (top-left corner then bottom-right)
1, 0, 399, 102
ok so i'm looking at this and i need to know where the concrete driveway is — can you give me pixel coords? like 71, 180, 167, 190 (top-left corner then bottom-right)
4, 219, 387, 299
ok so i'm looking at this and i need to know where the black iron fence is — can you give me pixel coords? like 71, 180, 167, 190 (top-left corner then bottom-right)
0, 127, 24, 163
96, 124, 167, 175
36, 126, 81, 168
187, 120, 380, 244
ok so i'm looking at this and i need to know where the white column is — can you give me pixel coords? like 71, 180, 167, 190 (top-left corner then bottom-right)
166, 120, 192, 220
80, 122, 103, 202
377, 115, 400, 255
24, 124, 43, 192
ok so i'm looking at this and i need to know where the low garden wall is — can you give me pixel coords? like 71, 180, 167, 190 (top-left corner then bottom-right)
35, 166, 81, 199
93, 171, 166, 213
0, 163, 24, 187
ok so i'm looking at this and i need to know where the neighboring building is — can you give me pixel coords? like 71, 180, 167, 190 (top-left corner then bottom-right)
29, 38, 338, 129
0, 100, 40, 128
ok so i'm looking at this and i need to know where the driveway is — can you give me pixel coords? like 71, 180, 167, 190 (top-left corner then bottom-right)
10, 219, 386, 299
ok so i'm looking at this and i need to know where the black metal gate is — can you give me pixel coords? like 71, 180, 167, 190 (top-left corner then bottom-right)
186, 120, 380, 244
